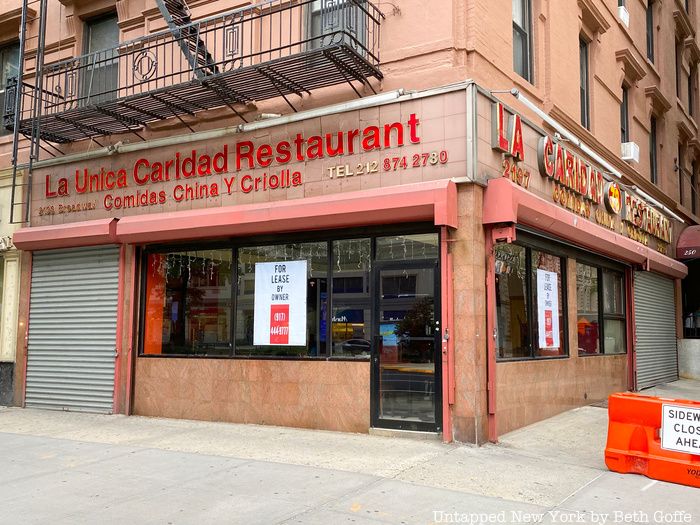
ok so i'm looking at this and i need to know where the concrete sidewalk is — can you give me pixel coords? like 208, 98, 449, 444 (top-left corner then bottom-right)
640, 378, 700, 401
0, 382, 698, 524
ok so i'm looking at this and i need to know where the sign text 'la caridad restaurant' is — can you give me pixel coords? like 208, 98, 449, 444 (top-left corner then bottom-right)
41, 114, 425, 212
492, 101, 672, 251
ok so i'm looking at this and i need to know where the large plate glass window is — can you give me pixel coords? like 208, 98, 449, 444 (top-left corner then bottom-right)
140, 230, 439, 361
143, 249, 233, 356
331, 238, 371, 357
495, 243, 567, 360
576, 262, 626, 355
236, 242, 328, 357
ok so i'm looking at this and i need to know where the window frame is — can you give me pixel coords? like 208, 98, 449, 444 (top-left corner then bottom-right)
82, 12, 119, 106
580, 37, 591, 130
620, 85, 629, 143
646, 0, 655, 63
307, 0, 366, 53
576, 262, 628, 357
495, 235, 570, 362
512, 0, 533, 83
690, 63, 697, 118
676, 40, 682, 99
0, 41, 20, 137
138, 224, 440, 361
84, 11, 119, 54
650, 115, 658, 184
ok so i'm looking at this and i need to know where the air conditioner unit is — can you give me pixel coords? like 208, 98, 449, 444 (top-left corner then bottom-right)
618, 6, 630, 27
621, 141, 640, 163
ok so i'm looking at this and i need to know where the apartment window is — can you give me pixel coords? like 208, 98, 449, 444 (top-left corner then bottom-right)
309, 0, 365, 51
620, 86, 629, 143
650, 116, 658, 184
0, 42, 19, 136
495, 243, 567, 360
690, 63, 697, 117
580, 38, 590, 130
82, 13, 119, 106
512, 0, 532, 82
647, 0, 655, 62
676, 41, 682, 99
577, 263, 627, 355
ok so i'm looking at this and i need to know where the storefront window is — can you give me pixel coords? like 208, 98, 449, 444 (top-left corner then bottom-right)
331, 238, 371, 358
602, 269, 626, 354
531, 250, 566, 357
576, 263, 627, 355
376, 234, 439, 261
495, 243, 567, 360
140, 230, 440, 359
236, 242, 328, 357
142, 250, 232, 356
576, 263, 600, 355
495, 244, 529, 359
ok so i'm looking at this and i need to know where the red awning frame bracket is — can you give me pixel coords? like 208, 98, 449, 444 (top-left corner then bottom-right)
491, 224, 516, 244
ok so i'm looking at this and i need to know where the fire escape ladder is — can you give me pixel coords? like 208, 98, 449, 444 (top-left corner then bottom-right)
156, 0, 219, 78
7, 0, 49, 224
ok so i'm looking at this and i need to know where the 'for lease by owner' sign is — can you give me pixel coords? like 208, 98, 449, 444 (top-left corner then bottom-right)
661, 404, 700, 455
253, 260, 307, 346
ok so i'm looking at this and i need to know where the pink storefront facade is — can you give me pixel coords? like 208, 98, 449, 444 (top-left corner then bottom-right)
7, 0, 700, 443
11, 83, 687, 443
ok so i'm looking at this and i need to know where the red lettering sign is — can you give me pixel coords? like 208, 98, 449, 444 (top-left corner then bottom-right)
544, 310, 553, 347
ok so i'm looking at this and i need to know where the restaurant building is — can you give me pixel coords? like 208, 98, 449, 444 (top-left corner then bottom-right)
5, 0, 698, 442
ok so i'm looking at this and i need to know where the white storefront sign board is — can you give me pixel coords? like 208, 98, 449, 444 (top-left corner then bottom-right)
661, 404, 700, 455
253, 260, 307, 346
536, 268, 560, 349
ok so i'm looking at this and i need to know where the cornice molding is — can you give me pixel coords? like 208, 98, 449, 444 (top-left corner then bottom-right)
644, 85, 673, 115
615, 48, 647, 84
578, 0, 611, 35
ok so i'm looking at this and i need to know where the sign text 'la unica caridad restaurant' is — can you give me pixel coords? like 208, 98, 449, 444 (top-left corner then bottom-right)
12, 82, 687, 442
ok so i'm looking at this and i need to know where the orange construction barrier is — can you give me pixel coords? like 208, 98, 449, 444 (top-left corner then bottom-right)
605, 392, 700, 488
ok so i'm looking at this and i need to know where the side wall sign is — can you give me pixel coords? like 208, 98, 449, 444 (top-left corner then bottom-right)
490, 102, 672, 250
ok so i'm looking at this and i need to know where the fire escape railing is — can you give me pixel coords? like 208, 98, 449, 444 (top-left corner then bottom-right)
4, 0, 384, 144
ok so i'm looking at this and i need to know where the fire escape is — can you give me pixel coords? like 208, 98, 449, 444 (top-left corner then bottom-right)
4, 0, 384, 223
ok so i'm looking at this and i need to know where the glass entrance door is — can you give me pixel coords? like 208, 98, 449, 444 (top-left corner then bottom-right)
372, 261, 441, 432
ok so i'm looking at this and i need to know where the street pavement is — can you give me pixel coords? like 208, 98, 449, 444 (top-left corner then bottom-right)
0, 380, 698, 525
